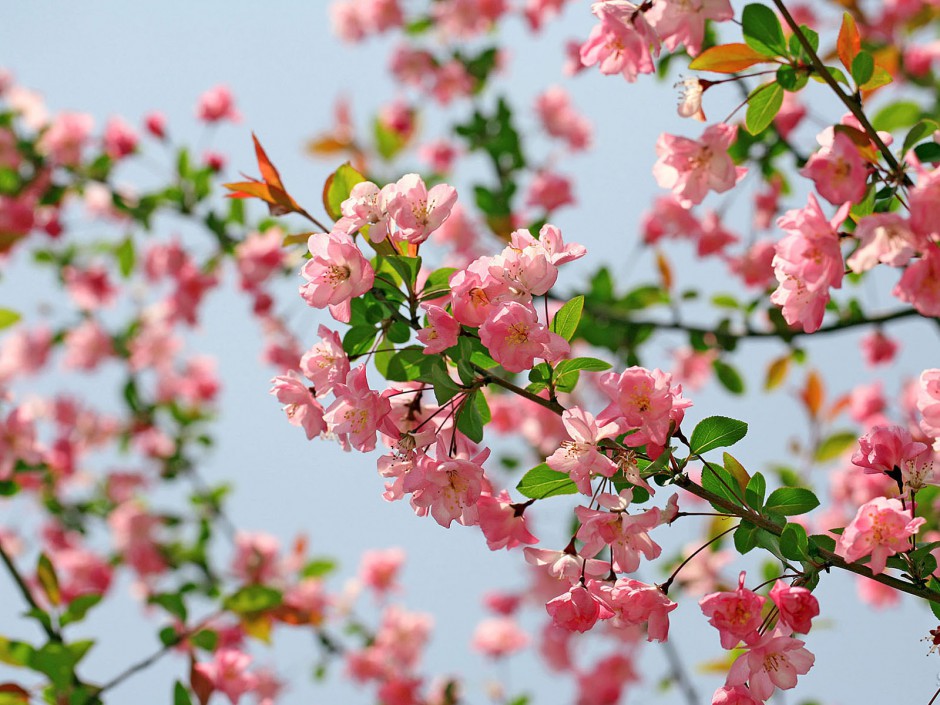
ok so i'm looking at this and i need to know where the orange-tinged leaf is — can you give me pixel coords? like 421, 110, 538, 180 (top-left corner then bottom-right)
0, 683, 29, 704
36, 553, 60, 607
837, 13, 861, 71
242, 614, 273, 643
800, 369, 824, 418
827, 392, 852, 422
190, 659, 214, 705
832, 125, 881, 162
723, 452, 750, 494
655, 250, 673, 291
306, 135, 349, 155
764, 354, 790, 391
689, 43, 769, 73
252, 133, 285, 192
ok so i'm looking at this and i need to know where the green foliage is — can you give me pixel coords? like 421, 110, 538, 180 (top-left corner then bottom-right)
516, 463, 578, 499
742, 4, 787, 57
689, 416, 748, 455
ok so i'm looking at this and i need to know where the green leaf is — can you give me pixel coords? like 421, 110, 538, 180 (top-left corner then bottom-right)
422, 267, 457, 297
742, 3, 787, 57
780, 522, 809, 561
374, 117, 408, 160
745, 472, 766, 509
302, 558, 337, 578
0, 638, 35, 667
872, 101, 922, 132
174, 681, 194, 705
0, 309, 21, 330
516, 463, 578, 499
223, 586, 283, 615
776, 65, 808, 92
915, 142, 940, 163
323, 162, 366, 222
383, 255, 421, 289
903, 119, 940, 155
190, 630, 218, 652
60, 594, 103, 627
745, 81, 784, 135
765, 487, 820, 516
713, 360, 745, 394
701, 461, 744, 509
456, 391, 484, 443
431, 365, 462, 405
851, 51, 874, 87
689, 416, 748, 455
734, 521, 759, 554
551, 296, 584, 342
115, 237, 135, 278
342, 326, 378, 358
814, 431, 857, 462
148, 592, 187, 621
36, 554, 60, 607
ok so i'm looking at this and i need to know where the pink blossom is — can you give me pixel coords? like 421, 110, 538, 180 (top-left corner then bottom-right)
477, 490, 539, 550
386, 173, 457, 245
109, 502, 166, 577
193, 649, 257, 705
299, 325, 350, 397
545, 582, 614, 632
769, 580, 819, 634
599, 578, 678, 641
37, 112, 93, 166
576, 492, 663, 572
417, 304, 461, 355
642, 195, 702, 246
918, 368, 940, 438
546, 407, 620, 494
726, 630, 815, 701
323, 366, 392, 452
526, 170, 575, 212
860, 330, 899, 367
836, 496, 926, 573
580, 4, 660, 83
471, 617, 529, 658
196, 85, 240, 123
698, 211, 738, 256
144, 111, 166, 139
857, 575, 900, 608
418, 139, 459, 173
360, 547, 405, 595
699, 572, 765, 649
47, 546, 113, 605
339, 181, 394, 241
727, 239, 776, 289
430, 61, 474, 105
404, 442, 488, 527
575, 653, 638, 705
774, 91, 806, 139
534, 86, 592, 151
63, 264, 117, 310
596, 366, 691, 448
232, 532, 282, 585
479, 302, 569, 373
299, 232, 374, 323
103, 116, 138, 160
654, 123, 745, 207
648, 0, 733, 56
523, 547, 608, 583
893, 248, 940, 317
852, 425, 926, 476
63, 319, 113, 370
671, 347, 716, 391
270, 373, 326, 440
711, 686, 763, 705
235, 228, 285, 291
800, 131, 868, 205
846, 213, 920, 273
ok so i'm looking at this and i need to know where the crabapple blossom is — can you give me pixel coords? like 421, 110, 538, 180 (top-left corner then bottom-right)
598, 577, 678, 641
545, 581, 614, 632
323, 365, 392, 453
725, 630, 815, 701
648, 0, 733, 56
918, 368, 940, 438
37, 111, 93, 166
699, 572, 765, 649
846, 213, 920, 273
860, 329, 899, 367
299, 325, 350, 397
851, 425, 926, 477
711, 685, 763, 705
893, 248, 940, 317
299, 232, 375, 323
385, 173, 458, 244
417, 304, 461, 355
595, 366, 691, 448
479, 301, 569, 373
270, 373, 326, 440
769, 580, 819, 635
403, 440, 488, 527
476, 490, 539, 550
546, 407, 620, 494
193, 649, 257, 705
653, 123, 745, 207
102, 116, 138, 160
800, 130, 868, 205
576, 491, 663, 573
836, 497, 926, 573
534, 86, 592, 150
523, 547, 609, 582
359, 547, 405, 595
471, 617, 529, 658
580, 3, 660, 83
196, 85, 240, 123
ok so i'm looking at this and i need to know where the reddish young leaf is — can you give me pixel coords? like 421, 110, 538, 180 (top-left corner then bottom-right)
688, 43, 769, 73
223, 134, 303, 217
800, 369, 824, 419
837, 13, 861, 72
